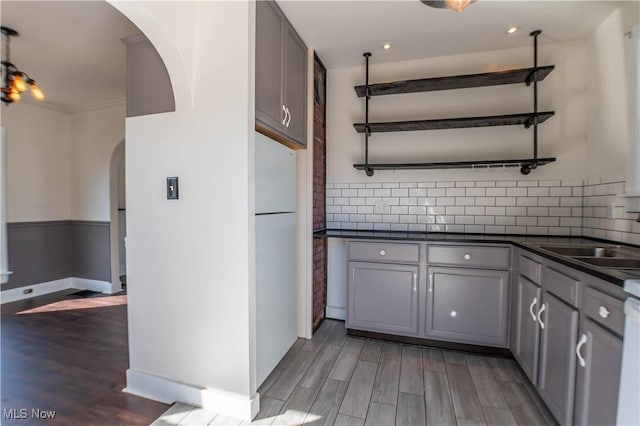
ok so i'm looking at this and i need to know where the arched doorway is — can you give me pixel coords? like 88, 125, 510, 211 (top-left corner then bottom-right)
109, 139, 125, 292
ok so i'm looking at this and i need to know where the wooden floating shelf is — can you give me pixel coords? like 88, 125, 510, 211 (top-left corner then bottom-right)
354, 66, 555, 98
353, 112, 555, 133
354, 157, 557, 172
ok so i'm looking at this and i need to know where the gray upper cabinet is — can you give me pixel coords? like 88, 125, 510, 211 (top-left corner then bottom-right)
513, 276, 542, 385
347, 261, 419, 336
256, 1, 307, 147
537, 291, 579, 426
123, 34, 175, 117
425, 267, 509, 347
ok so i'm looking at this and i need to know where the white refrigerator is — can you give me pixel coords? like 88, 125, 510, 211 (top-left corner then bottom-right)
255, 132, 297, 386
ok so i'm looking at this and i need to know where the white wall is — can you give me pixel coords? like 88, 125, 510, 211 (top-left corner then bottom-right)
2, 103, 71, 222
327, 40, 587, 184
70, 104, 126, 221
585, 8, 631, 183
109, 1, 258, 419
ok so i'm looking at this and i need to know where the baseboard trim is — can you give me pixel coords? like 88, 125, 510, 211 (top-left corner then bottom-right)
326, 306, 346, 320
72, 277, 120, 294
0, 278, 73, 304
1, 277, 119, 304
124, 369, 260, 421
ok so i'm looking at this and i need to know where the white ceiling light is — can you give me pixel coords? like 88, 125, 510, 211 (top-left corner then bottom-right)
383, 43, 392, 50
507, 26, 519, 34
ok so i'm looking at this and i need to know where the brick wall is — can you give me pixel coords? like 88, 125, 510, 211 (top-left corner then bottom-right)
312, 56, 327, 329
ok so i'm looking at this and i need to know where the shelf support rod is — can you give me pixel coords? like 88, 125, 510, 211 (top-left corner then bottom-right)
363, 52, 373, 176
530, 30, 541, 171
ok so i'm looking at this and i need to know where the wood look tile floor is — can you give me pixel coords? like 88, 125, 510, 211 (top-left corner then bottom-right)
152, 320, 555, 426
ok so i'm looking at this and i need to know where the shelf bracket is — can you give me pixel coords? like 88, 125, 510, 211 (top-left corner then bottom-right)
528, 30, 542, 175
363, 52, 374, 176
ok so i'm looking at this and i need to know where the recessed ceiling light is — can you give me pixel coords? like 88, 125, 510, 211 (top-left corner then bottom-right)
507, 26, 519, 34
383, 43, 392, 50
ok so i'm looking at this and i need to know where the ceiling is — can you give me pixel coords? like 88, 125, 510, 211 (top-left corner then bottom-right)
278, 0, 624, 69
0, 1, 629, 109
1, 1, 140, 111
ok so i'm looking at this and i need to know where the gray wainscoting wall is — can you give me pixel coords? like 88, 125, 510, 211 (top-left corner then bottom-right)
4, 220, 110, 291
6, 221, 73, 290
71, 221, 111, 282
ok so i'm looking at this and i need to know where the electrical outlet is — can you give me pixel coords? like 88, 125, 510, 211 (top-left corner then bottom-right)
375, 200, 390, 214
167, 177, 179, 200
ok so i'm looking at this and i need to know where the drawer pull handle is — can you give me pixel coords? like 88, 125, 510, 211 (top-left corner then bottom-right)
529, 297, 538, 322
576, 334, 587, 368
464, 253, 471, 260
379, 249, 386, 256
537, 303, 546, 329
598, 306, 610, 319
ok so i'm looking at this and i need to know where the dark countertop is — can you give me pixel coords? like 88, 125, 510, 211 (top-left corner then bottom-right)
313, 229, 640, 288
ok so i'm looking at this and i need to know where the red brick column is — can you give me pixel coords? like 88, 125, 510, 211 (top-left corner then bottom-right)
312, 55, 327, 330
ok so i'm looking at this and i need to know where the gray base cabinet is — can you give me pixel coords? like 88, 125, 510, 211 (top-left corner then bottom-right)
573, 321, 623, 425
513, 277, 542, 384
347, 261, 419, 336
537, 292, 579, 426
425, 267, 509, 346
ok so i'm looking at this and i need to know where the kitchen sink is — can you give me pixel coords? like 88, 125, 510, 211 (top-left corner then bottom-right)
537, 245, 624, 257
571, 257, 640, 269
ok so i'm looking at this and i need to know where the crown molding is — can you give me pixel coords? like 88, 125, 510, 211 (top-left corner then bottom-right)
19, 97, 126, 114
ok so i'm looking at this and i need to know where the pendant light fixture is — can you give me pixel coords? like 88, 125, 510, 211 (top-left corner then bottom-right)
1, 26, 45, 105
421, 0, 475, 13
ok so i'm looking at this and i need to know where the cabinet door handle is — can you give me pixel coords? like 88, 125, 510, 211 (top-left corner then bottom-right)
286, 107, 292, 127
429, 274, 433, 292
529, 297, 538, 322
598, 306, 610, 319
413, 273, 417, 292
576, 334, 587, 367
282, 105, 287, 125
537, 303, 546, 329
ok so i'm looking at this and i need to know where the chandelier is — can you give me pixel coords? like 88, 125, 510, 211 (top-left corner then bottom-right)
1, 26, 45, 105
421, 0, 475, 13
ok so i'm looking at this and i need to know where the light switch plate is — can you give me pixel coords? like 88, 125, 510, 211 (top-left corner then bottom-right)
167, 177, 179, 200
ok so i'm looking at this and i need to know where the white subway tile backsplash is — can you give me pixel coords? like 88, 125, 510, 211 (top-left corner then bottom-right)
486, 207, 506, 216
517, 181, 538, 187
507, 187, 527, 197
496, 197, 516, 207
486, 188, 506, 197
409, 188, 427, 197
550, 187, 572, 197
391, 206, 409, 215
447, 206, 466, 215
528, 187, 549, 197
325, 178, 639, 242
446, 187, 465, 197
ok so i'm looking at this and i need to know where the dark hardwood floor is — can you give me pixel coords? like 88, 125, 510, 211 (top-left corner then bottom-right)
1, 291, 169, 425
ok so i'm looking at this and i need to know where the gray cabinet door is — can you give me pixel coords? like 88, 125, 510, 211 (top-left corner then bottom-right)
282, 25, 307, 146
425, 267, 509, 347
347, 262, 419, 336
537, 292, 579, 426
513, 277, 542, 385
255, 1, 284, 133
573, 319, 623, 426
